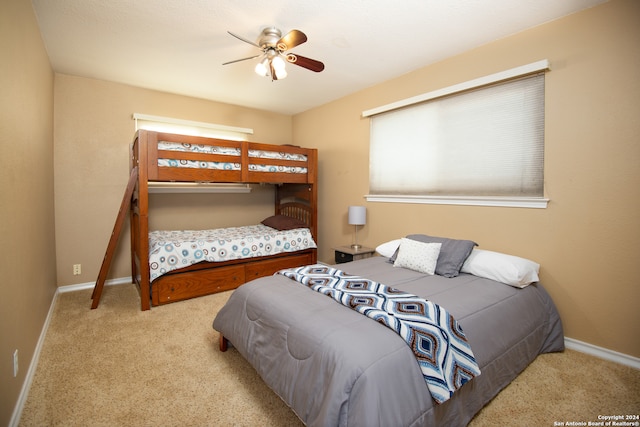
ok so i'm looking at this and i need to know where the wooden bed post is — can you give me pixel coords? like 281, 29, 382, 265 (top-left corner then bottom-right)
306, 149, 318, 250
137, 131, 151, 310
126, 130, 151, 310
219, 334, 229, 352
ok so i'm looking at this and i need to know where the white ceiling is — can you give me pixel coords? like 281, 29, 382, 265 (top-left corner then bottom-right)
31, 0, 606, 115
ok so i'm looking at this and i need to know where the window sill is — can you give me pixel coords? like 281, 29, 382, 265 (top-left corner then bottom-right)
365, 194, 549, 209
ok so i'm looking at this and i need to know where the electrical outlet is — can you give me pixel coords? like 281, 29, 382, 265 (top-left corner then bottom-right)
13, 349, 18, 377
73, 264, 81, 275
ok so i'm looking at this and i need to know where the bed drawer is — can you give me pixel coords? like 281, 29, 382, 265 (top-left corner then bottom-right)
245, 253, 314, 281
153, 265, 245, 305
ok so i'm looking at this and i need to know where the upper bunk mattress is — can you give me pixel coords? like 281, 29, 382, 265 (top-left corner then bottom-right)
157, 141, 308, 174
149, 224, 316, 282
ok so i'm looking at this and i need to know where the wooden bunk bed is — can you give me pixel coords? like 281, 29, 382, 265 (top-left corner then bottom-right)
93, 129, 317, 311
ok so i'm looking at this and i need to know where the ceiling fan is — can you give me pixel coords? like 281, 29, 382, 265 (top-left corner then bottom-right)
223, 27, 325, 81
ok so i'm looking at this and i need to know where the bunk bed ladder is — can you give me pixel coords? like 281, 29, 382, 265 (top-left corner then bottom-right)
91, 166, 139, 309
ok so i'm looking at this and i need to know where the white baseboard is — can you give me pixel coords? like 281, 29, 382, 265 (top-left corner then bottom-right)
9, 289, 59, 427
57, 276, 133, 293
565, 337, 640, 370
9, 276, 132, 427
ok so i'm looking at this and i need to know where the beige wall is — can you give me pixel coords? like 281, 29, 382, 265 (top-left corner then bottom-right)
0, 0, 56, 424
294, 0, 640, 357
54, 75, 293, 286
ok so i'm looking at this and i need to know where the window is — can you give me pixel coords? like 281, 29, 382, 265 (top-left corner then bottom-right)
133, 113, 253, 141
364, 61, 549, 208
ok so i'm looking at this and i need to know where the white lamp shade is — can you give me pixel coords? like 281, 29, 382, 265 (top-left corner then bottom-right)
348, 206, 366, 226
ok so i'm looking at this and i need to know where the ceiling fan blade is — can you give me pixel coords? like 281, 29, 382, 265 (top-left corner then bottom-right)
227, 31, 260, 48
276, 29, 307, 51
222, 54, 261, 65
269, 62, 278, 81
286, 53, 325, 72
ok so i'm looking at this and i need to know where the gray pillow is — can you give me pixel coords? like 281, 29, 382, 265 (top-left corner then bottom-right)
390, 234, 477, 278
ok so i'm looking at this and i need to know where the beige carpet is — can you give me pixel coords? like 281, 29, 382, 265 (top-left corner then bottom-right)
20, 284, 639, 426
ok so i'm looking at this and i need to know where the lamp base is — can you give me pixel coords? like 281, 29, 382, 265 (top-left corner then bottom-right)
351, 244, 363, 250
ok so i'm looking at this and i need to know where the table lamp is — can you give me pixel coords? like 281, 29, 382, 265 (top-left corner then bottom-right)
348, 206, 366, 250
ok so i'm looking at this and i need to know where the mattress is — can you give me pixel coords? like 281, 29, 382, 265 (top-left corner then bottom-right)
148, 224, 316, 282
213, 256, 564, 427
157, 141, 308, 174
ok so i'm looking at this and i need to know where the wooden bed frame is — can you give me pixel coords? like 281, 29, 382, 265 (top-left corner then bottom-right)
128, 130, 318, 310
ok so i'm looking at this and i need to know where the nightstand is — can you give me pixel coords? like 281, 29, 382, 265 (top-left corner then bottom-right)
334, 245, 375, 264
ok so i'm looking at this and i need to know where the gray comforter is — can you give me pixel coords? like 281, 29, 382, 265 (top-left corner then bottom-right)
213, 256, 564, 427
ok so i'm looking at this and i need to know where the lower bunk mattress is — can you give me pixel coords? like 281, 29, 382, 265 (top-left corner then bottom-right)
149, 224, 316, 282
213, 256, 564, 427
147, 224, 317, 305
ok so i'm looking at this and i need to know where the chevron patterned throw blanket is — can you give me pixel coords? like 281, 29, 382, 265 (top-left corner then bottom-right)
277, 264, 481, 404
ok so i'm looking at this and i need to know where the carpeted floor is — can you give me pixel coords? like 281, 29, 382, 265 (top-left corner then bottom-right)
19, 284, 639, 426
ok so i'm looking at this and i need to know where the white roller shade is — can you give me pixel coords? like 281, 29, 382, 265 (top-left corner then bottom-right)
369, 73, 545, 198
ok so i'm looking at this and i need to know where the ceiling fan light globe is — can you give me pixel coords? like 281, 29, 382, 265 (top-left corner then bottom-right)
271, 55, 286, 71
254, 61, 268, 76
275, 67, 287, 79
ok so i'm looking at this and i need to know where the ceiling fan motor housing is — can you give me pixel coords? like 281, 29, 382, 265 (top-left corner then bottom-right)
259, 27, 283, 50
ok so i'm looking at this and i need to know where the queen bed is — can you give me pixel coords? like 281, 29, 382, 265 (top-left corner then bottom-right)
213, 235, 564, 426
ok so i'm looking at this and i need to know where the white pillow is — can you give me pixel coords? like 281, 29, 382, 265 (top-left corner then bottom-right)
393, 238, 441, 275
376, 239, 402, 258
461, 249, 540, 288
